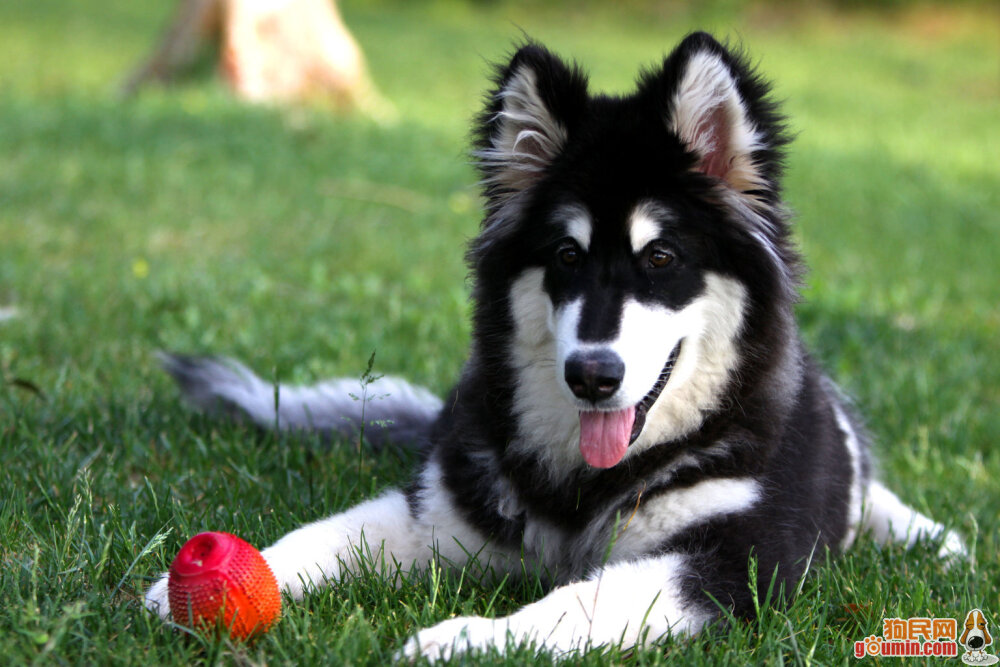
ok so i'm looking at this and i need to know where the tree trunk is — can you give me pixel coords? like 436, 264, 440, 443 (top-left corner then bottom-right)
122, 0, 392, 119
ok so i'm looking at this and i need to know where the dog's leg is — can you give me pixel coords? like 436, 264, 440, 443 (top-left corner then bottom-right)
399, 553, 712, 661
145, 460, 503, 618
862, 481, 966, 560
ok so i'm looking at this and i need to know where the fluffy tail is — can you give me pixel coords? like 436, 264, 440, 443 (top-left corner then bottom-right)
159, 353, 443, 449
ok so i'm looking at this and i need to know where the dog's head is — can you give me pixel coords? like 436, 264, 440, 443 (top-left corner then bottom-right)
469, 33, 799, 469
961, 609, 993, 650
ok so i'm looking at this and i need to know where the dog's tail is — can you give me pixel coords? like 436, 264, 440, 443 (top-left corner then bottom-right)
159, 353, 443, 449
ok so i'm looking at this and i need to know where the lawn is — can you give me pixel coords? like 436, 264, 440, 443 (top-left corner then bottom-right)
1, 0, 998, 664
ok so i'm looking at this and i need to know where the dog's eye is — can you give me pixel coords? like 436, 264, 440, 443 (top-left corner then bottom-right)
557, 242, 581, 267
645, 244, 675, 269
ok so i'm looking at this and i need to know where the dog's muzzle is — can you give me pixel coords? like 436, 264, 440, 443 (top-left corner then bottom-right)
564, 349, 625, 403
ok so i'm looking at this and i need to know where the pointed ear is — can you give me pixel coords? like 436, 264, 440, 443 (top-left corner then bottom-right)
660, 33, 785, 196
475, 44, 588, 204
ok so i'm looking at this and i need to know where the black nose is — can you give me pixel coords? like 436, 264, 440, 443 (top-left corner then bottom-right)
969, 636, 985, 649
564, 350, 625, 402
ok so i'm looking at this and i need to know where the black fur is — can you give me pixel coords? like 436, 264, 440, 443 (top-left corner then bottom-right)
422, 32, 865, 605
163, 33, 886, 637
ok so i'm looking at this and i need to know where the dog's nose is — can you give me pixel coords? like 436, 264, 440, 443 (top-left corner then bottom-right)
564, 350, 625, 402
969, 636, 985, 649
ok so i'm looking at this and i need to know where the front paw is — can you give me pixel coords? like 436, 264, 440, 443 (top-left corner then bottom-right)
144, 573, 171, 619
399, 616, 501, 662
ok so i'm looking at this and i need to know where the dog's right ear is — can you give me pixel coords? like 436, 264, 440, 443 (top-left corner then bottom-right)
475, 44, 588, 208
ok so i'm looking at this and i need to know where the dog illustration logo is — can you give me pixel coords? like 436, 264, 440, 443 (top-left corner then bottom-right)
961, 609, 997, 665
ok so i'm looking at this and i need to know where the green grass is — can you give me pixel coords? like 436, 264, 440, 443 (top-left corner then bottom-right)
1, 0, 998, 664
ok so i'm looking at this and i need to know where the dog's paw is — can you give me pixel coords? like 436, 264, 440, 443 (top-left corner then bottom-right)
938, 529, 968, 561
934, 528, 973, 572
144, 572, 171, 619
398, 616, 502, 662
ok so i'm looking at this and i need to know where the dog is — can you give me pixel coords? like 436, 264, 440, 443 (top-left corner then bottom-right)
962, 609, 996, 664
144, 33, 965, 660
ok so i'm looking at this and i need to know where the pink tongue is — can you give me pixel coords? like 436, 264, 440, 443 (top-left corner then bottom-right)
578, 407, 636, 468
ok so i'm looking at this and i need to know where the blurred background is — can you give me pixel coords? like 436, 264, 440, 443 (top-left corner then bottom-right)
3, 0, 996, 439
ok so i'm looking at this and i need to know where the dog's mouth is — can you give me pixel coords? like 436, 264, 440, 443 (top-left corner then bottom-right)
630, 340, 683, 444
578, 340, 683, 469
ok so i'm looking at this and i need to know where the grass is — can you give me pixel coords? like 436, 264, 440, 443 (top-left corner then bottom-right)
1, 0, 998, 664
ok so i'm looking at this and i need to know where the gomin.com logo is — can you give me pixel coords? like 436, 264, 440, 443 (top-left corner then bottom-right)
854, 610, 997, 663
855, 616, 958, 659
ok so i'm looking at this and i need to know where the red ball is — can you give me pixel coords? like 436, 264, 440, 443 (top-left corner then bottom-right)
167, 532, 281, 640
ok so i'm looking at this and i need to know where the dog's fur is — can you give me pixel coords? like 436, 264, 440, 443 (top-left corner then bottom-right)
145, 33, 964, 660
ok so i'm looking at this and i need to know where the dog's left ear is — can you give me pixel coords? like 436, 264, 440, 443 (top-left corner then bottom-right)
475, 44, 588, 208
650, 32, 786, 198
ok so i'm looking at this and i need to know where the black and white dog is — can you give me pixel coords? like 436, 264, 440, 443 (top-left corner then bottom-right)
145, 33, 963, 659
